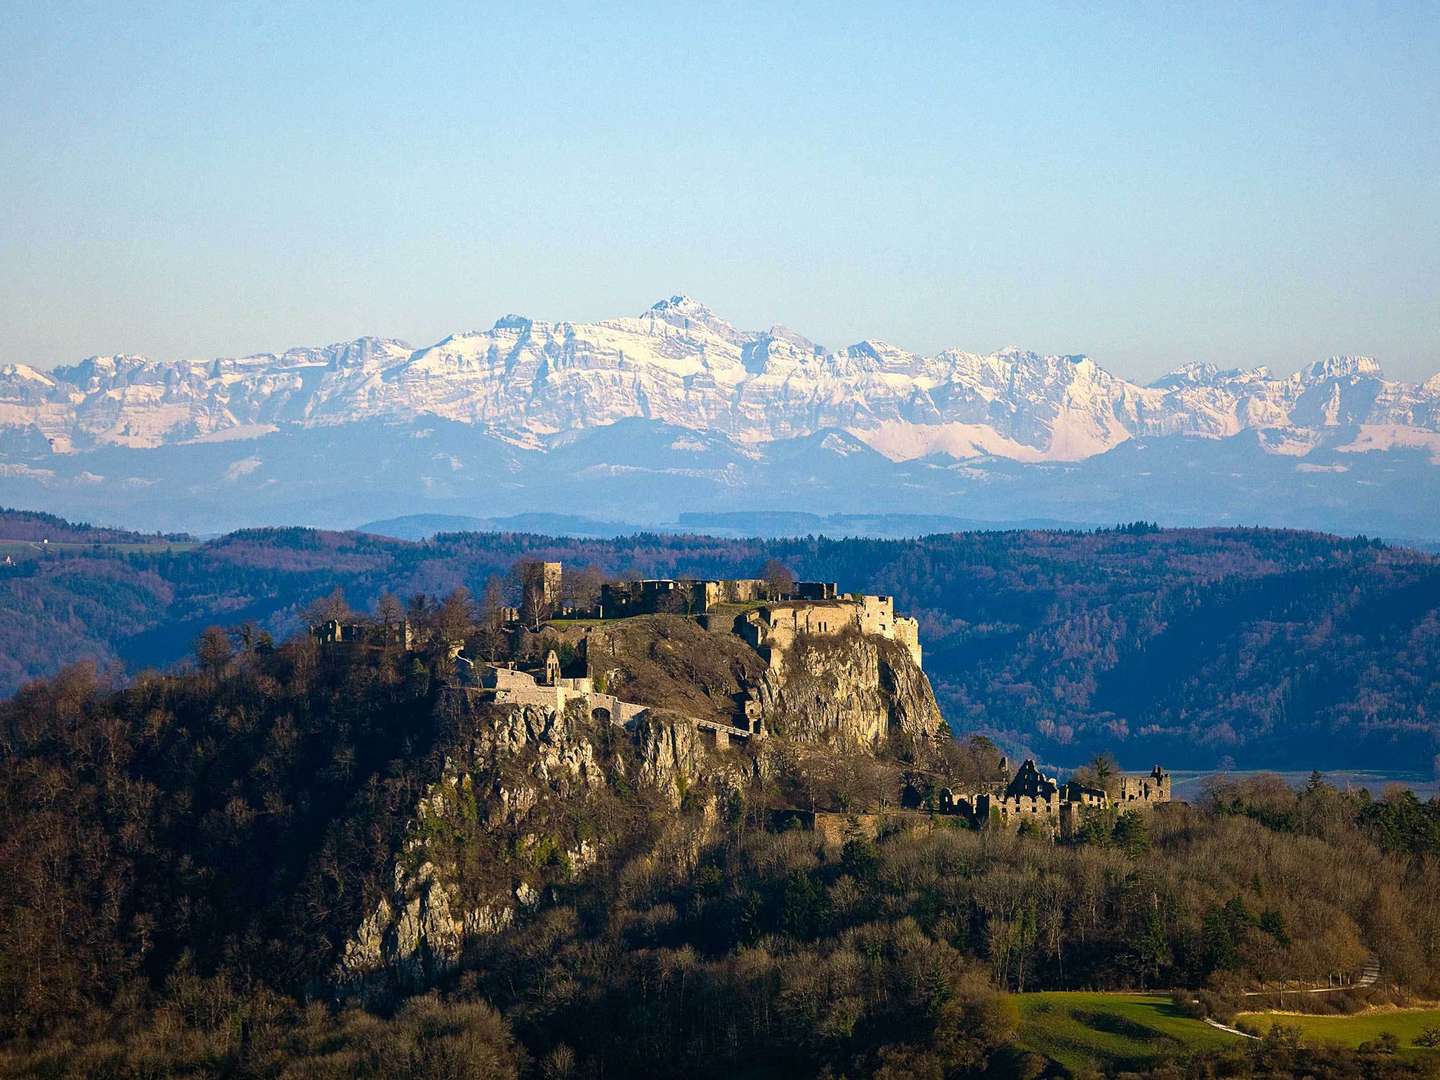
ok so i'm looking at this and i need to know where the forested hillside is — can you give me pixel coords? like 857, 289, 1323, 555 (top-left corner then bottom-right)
0, 507, 188, 544
3, 641, 1439, 1077
1, 512, 1437, 769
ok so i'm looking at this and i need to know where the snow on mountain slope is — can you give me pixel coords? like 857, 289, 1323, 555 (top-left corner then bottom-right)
3, 298, 1438, 464
0, 364, 54, 388
1336, 425, 1440, 464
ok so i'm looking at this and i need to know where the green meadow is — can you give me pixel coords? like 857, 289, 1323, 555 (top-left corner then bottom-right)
1013, 992, 1238, 1073
1236, 1008, 1440, 1051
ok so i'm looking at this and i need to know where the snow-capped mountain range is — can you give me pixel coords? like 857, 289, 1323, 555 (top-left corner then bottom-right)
3, 296, 1440, 541
5, 295, 1439, 463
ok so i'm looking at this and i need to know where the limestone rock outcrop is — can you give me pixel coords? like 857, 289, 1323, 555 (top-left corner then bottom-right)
631, 710, 706, 805
332, 690, 749, 1000
335, 854, 513, 999
754, 631, 944, 752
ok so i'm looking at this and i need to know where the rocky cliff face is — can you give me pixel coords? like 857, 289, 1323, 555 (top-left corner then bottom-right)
752, 630, 946, 753
332, 693, 747, 1001
569, 615, 767, 724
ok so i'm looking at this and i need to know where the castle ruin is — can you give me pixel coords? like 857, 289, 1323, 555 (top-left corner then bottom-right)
311, 619, 413, 650
737, 591, 922, 668
304, 566, 1170, 840
940, 759, 1171, 838
590, 574, 922, 667
309, 566, 926, 752
598, 576, 768, 617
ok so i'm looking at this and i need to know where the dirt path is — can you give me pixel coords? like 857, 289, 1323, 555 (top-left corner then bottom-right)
1204, 1018, 1257, 1040
1242, 956, 1379, 996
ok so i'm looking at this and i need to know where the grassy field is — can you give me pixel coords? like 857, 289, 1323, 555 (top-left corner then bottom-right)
1014, 992, 1238, 1073
1236, 1008, 1440, 1051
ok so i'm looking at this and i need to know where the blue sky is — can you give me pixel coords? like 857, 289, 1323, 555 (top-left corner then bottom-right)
2, 1, 1437, 382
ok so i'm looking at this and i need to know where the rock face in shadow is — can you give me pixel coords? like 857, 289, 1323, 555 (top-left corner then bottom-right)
331, 692, 749, 1001
336, 856, 513, 997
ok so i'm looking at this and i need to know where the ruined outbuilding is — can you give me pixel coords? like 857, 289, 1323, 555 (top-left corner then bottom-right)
940, 759, 1171, 838
311, 619, 413, 650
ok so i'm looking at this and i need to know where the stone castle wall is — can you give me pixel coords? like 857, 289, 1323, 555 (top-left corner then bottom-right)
739, 595, 922, 668
482, 665, 647, 724
600, 577, 767, 617
312, 619, 413, 650
1116, 767, 1172, 805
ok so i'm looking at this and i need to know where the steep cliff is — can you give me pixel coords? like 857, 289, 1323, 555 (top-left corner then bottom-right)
752, 629, 946, 753
548, 614, 945, 751
333, 692, 748, 1000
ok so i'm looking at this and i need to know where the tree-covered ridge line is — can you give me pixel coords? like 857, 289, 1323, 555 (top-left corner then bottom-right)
0, 505, 192, 544
0, 518, 1437, 768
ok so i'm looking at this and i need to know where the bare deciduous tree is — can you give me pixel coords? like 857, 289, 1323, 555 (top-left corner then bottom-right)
434, 587, 475, 644
195, 626, 233, 673
760, 559, 795, 599
374, 592, 405, 626
513, 559, 553, 627
301, 587, 351, 628
563, 564, 605, 614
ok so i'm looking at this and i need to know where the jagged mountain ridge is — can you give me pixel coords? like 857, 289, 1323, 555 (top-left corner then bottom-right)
4, 295, 1438, 463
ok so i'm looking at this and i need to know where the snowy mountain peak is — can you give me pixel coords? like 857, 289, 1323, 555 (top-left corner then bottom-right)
303, 337, 413, 368
989, 346, 1063, 370
1300, 355, 1383, 382
51, 354, 153, 385
766, 324, 817, 347
648, 294, 706, 314
1151, 362, 1220, 388
641, 294, 747, 345
845, 340, 913, 367
1150, 362, 1272, 389
645, 294, 727, 326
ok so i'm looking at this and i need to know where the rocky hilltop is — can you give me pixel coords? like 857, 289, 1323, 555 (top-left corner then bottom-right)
6, 553, 1440, 1076
752, 631, 943, 750
334, 613, 944, 1000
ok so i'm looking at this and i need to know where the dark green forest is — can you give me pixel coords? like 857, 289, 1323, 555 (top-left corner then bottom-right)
2, 512, 1438, 769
